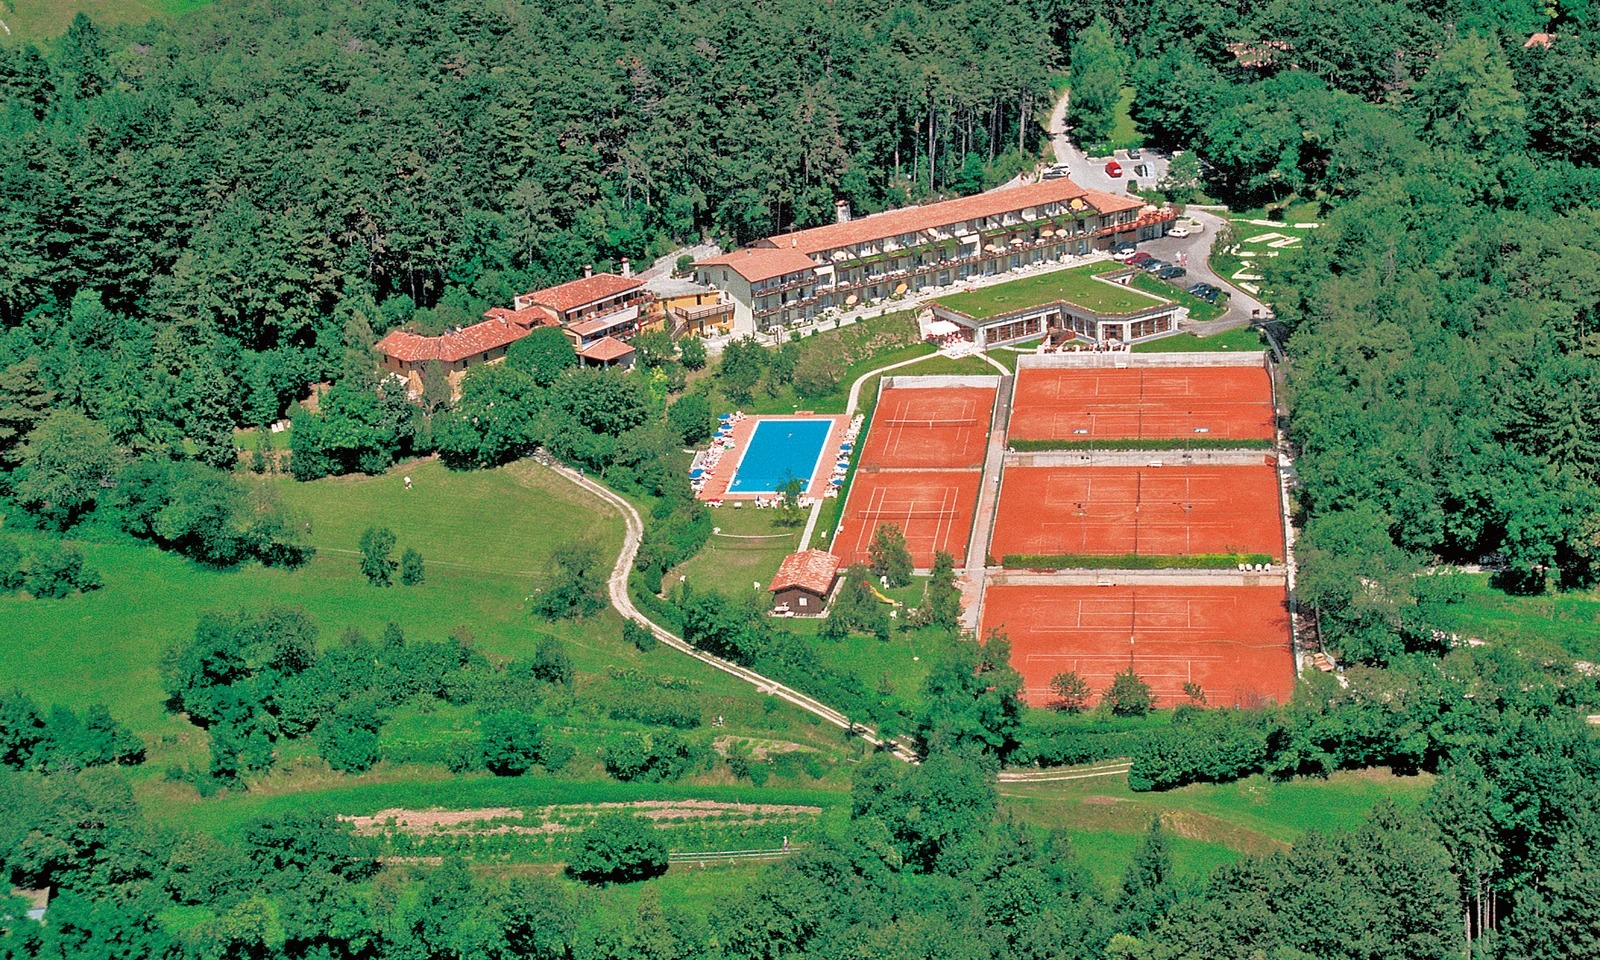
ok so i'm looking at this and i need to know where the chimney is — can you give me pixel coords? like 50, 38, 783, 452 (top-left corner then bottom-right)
584, 264, 593, 278
835, 199, 851, 224
621, 258, 632, 278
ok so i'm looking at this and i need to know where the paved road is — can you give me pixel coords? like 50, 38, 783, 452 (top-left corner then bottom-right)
1046, 91, 1267, 331
547, 458, 920, 763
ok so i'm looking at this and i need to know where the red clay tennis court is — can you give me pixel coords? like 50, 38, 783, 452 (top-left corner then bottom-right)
982, 584, 1294, 708
830, 471, 982, 569
857, 386, 995, 470
991, 463, 1284, 561
1009, 366, 1274, 442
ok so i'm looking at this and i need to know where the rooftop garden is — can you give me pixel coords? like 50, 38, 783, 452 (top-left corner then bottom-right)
932, 262, 1171, 320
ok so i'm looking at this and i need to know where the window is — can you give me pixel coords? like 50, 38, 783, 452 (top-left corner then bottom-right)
798, 596, 808, 607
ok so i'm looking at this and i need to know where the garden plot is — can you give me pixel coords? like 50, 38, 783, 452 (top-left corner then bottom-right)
1224, 224, 1315, 293
342, 800, 827, 862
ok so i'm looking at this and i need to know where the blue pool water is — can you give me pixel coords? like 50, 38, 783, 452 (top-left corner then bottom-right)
727, 419, 834, 494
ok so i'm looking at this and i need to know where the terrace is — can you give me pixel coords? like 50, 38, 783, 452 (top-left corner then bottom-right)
933, 262, 1171, 321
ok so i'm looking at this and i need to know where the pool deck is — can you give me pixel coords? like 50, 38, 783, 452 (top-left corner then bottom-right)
695, 413, 850, 502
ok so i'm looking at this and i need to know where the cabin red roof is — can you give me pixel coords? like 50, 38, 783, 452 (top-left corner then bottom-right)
769, 550, 840, 596
579, 336, 635, 363
375, 316, 534, 365
520, 273, 644, 314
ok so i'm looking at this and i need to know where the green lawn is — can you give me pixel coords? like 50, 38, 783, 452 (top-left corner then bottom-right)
932, 263, 1168, 320
2, 0, 212, 42
1428, 573, 1600, 661
1109, 86, 1141, 153
1134, 326, 1264, 353
1003, 767, 1434, 891
1132, 273, 1225, 323
1, 457, 865, 799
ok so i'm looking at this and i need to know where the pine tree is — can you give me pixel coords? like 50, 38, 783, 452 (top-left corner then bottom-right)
1114, 818, 1177, 937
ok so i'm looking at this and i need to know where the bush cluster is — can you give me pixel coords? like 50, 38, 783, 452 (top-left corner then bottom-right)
0, 535, 102, 598
0, 691, 144, 771
602, 730, 695, 782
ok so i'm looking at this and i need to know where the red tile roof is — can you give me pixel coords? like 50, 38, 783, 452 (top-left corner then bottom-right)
769, 550, 840, 596
1080, 188, 1146, 215
375, 316, 533, 365
520, 273, 644, 314
694, 246, 822, 284
579, 336, 635, 363
483, 305, 560, 328
753, 179, 1106, 255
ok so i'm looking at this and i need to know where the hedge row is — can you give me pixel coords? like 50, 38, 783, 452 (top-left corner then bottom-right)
1127, 708, 1274, 791
1001, 553, 1275, 570
1009, 437, 1276, 451
1010, 725, 1151, 768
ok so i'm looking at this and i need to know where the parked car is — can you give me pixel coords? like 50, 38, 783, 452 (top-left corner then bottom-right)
1126, 147, 1142, 160
1127, 252, 1155, 265
1042, 167, 1070, 181
1139, 259, 1168, 272
1105, 160, 1123, 177
1111, 241, 1137, 252
1167, 225, 1191, 239
1185, 283, 1212, 296
1157, 266, 1187, 280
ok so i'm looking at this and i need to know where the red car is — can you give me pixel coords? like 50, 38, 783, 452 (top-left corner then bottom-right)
1105, 160, 1123, 178
1127, 251, 1154, 265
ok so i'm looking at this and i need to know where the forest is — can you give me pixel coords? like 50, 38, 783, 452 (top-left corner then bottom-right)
7, 0, 1600, 956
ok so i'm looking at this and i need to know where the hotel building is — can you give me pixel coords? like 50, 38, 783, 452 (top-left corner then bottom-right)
693, 178, 1174, 331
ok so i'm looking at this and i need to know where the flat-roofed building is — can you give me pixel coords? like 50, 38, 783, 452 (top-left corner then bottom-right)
694, 178, 1173, 331
929, 263, 1183, 348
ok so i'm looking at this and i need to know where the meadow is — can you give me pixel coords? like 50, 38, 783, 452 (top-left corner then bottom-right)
1, 0, 211, 42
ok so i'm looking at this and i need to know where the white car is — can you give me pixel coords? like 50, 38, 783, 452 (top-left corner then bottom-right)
1168, 225, 1191, 239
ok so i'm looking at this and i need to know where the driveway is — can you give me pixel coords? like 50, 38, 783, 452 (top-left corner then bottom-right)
1046, 92, 1266, 331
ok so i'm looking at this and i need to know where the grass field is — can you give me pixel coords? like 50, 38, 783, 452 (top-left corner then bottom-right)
0, 457, 866, 796
1, 0, 212, 42
933, 263, 1168, 320
1428, 572, 1600, 660
1003, 767, 1433, 890
1133, 326, 1264, 353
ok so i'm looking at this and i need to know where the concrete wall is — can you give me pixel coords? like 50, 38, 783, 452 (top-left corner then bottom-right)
882, 375, 1004, 390
1014, 350, 1269, 370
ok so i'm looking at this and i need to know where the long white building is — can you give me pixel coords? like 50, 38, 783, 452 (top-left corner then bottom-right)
694, 179, 1175, 331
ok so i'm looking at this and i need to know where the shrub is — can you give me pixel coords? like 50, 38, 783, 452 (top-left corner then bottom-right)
623, 619, 658, 652
530, 636, 574, 686
480, 710, 545, 776
566, 814, 668, 885
678, 337, 707, 371
358, 527, 397, 586
603, 731, 693, 782
1104, 669, 1155, 717
609, 686, 702, 729
400, 548, 425, 585
23, 543, 101, 599
318, 701, 383, 773
444, 739, 483, 773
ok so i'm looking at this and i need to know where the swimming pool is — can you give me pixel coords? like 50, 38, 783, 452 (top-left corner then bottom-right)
726, 419, 835, 494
